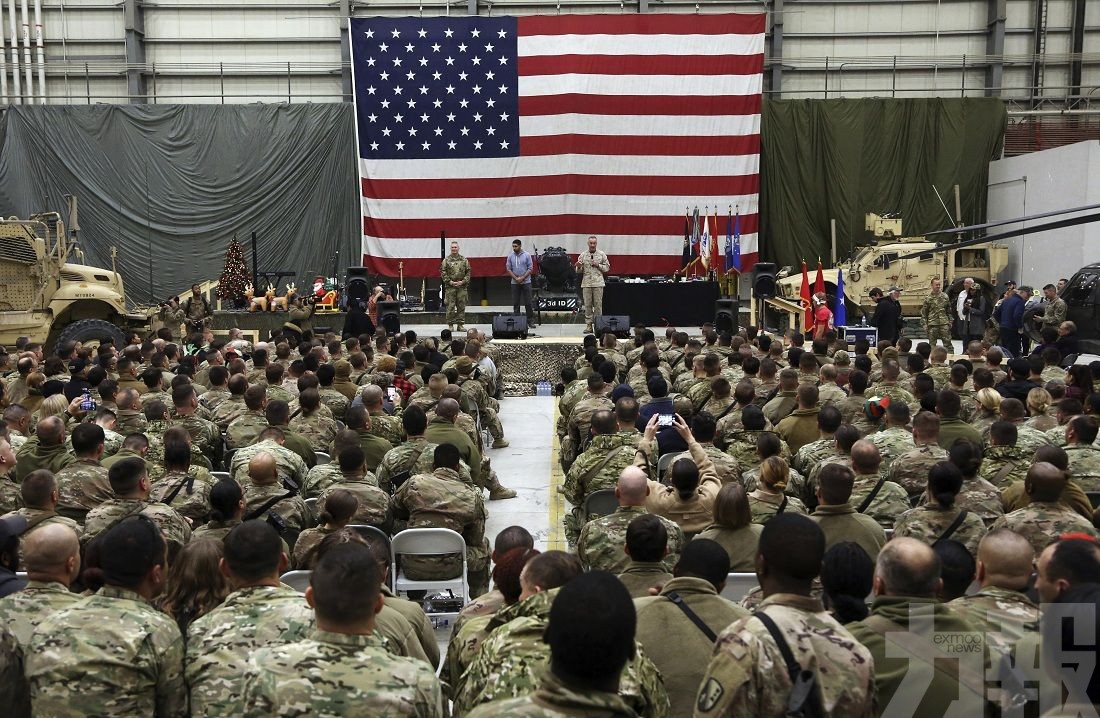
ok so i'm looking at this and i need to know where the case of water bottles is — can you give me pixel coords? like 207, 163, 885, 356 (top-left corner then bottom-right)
535, 380, 552, 396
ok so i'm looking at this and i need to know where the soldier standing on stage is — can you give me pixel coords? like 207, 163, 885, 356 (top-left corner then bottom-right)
920, 277, 953, 350
575, 235, 610, 334
441, 241, 471, 332
183, 284, 212, 335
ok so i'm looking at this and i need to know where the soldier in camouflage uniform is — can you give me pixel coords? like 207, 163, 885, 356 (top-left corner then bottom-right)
947, 529, 1040, 660
694, 514, 874, 718
316, 365, 351, 421
923, 346, 953, 388
171, 385, 221, 465
892, 462, 988, 556
186, 521, 315, 716
317, 446, 392, 533
864, 401, 915, 470
231, 428, 309, 490
920, 277, 954, 348
240, 541, 444, 717
197, 366, 231, 414
211, 377, 248, 432
288, 388, 339, 452
979, 421, 1031, 488
562, 409, 641, 544
15, 417, 75, 482
148, 440, 214, 525
50, 422, 112, 523
666, 427, 741, 487
1063, 415, 1100, 491
866, 360, 917, 408
360, 385, 405, 446
790, 405, 843, 477
393, 443, 489, 596
562, 375, 614, 471
226, 386, 270, 450
577, 495, 685, 574
242, 452, 314, 543
761, 370, 799, 426
1037, 283, 1067, 331
464, 572, 661, 718
456, 357, 509, 447
442, 241, 471, 330
454, 574, 669, 717
82, 458, 192, 558
26, 516, 187, 718
989, 462, 1099, 555
848, 440, 909, 529
884, 409, 946, 499
0, 522, 82, 716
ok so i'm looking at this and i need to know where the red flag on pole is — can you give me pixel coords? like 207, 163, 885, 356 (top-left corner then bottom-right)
814, 258, 825, 296
800, 260, 812, 333
710, 211, 721, 273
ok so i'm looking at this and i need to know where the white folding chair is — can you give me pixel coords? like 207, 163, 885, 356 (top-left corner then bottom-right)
280, 570, 312, 593
582, 489, 619, 521
390, 528, 469, 623
210, 471, 231, 481
315, 451, 331, 465
656, 452, 680, 481
720, 572, 759, 603
884, 529, 894, 541
304, 497, 319, 515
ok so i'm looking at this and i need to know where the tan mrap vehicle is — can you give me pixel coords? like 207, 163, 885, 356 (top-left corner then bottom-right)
775, 213, 1009, 320
0, 212, 147, 350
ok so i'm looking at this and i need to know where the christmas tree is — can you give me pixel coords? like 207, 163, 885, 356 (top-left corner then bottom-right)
217, 235, 252, 307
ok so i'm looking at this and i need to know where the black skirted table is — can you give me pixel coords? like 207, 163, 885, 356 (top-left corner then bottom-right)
602, 280, 719, 327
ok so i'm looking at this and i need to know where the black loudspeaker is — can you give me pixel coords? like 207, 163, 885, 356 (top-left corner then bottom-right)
344, 267, 371, 309
425, 296, 441, 312
377, 300, 401, 334
493, 314, 529, 339
753, 262, 778, 299
715, 298, 738, 333
595, 315, 631, 338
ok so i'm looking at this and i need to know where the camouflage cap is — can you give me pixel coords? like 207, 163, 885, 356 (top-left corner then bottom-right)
334, 360, 352, 378
455, 356, 475, 374
832, 350, 851, 365
881, 346, 899, 359
375, 355, 397, 373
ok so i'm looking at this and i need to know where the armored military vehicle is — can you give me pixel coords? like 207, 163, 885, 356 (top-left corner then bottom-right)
774, 213, 1009, 320
0, 212, 147, 350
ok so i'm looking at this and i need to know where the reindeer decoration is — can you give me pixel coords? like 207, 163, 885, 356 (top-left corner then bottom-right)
247, 283, 276, 312
271, 283, 297, 312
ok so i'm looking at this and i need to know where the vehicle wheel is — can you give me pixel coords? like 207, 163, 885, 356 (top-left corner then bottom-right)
1021, 304, 1044, 345
56, 318, 127, 351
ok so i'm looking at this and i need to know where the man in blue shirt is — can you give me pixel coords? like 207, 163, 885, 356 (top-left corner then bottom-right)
505, 239, 535, 325
993, 284, 1026, 358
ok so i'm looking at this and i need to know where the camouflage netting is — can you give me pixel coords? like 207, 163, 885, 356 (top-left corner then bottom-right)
494, 342, 579, 397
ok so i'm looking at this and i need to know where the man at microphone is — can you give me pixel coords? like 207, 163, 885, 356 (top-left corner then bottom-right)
575, 235, 610, 335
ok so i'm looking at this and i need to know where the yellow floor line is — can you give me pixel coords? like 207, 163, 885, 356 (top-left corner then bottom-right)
547, 397, 566, 550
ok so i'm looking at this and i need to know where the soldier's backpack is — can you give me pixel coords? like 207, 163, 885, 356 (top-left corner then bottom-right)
754, 611, 825, 718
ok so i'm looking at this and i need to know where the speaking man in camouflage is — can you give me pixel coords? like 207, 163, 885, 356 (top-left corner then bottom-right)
0, 523, 81, 716
562, 408, 641, 544
442, 240, 472, 331
26, 517, 186, 718
455, 551, 669, 718
694, 513, 874, 718
989, 462, 1098, 554
576, 235, 611, 333
465, 571, 648, 718
186, 521, 314, 716
1036, 283, 1067, 331
947, 529, 1039, 660
1062, 415, 1100, 491
577, 468, 684, 574
82, 457, 192, 558
888, 410, 949, 497
393, 443, 489, 596
920, 276, 954, 349
240, 541, 445, 717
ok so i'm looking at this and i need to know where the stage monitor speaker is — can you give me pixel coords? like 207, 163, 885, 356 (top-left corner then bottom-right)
377, 300, 401, 335
493, 314, 529, 339
425, 296, 441, 312
344, 267, 371, 309
594, 315, 631, 338
714, 299, 738, 333
753, 263, 778, 299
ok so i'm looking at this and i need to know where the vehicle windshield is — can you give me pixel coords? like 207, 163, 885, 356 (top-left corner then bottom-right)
1063, 272, 1099, 306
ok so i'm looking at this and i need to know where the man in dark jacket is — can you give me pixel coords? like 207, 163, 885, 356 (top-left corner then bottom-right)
994, 286, 1025, 358
869, 287, 904, 345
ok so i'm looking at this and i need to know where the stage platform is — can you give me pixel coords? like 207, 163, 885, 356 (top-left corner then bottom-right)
210, 305, 581, 335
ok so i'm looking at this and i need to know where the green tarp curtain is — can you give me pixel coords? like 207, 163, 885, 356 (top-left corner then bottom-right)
0, 99, 1006, 303
760, 98, 1007, 268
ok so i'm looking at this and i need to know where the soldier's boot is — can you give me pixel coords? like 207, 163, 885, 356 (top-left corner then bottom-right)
487, 470, 517, 500
488, 413, 509, 448
457, 324, 465, 331
447, 324, 454, 331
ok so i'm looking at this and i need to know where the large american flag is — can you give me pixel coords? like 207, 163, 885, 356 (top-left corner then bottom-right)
351, 13, 763, 277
